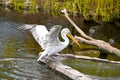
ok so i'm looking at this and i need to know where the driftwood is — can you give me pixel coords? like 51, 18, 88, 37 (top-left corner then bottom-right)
38, 53, 120, 80
62, 9, 120, 57
56, 54, 120, 64
39, 57, 92, 80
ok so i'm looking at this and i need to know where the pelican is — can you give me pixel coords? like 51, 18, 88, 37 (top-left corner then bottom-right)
18, 25, 80, 62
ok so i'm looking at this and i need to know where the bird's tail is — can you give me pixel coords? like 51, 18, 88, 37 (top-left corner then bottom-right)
37, 52, 47, 62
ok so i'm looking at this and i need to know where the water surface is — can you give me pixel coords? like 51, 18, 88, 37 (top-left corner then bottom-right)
0, 19, 65, 80
62, 59, 120, 80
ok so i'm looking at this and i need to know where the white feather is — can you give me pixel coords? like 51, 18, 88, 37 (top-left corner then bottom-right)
18, 24, 72, 62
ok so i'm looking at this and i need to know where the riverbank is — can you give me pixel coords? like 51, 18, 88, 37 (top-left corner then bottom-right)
0, 0, 120, 22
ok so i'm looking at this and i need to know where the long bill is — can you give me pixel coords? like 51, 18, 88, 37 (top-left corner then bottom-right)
66, 33, 80, 46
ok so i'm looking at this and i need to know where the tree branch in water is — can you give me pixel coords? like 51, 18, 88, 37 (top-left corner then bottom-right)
62, 9, 120, 57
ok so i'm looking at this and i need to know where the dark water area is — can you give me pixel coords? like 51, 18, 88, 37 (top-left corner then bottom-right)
83, 22, 120, 49
0, 8, 120, 80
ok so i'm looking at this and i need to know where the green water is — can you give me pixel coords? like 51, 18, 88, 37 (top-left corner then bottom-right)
62, 59, 120, 79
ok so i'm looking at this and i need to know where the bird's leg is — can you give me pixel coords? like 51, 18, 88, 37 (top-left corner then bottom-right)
50, 55, 54, 60
44, 55, 55, 63
46, 55, 55, 62
44, 55, 51, 63
50, 55, 58, 62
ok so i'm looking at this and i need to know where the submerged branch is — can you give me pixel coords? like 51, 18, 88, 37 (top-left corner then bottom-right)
62, 9, 120, 57
56, 54, 120, 64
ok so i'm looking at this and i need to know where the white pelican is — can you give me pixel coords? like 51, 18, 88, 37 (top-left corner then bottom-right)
18, 25, 80, 62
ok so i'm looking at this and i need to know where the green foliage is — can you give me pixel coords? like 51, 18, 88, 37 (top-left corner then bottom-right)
11, 0, 120, 22
13, 0, 38, 13
43, 0, 120, 22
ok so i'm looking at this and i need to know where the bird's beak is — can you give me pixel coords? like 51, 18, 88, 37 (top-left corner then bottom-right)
66, 33, 80, 46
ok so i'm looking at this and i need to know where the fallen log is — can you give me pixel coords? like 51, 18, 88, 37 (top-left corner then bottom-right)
55, 54, 120, 64
61, 9, 120, 57
39, 57, 92, 80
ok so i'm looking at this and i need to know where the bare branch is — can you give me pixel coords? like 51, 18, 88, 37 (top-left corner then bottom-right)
62, 9, 94, 40
62, 9, 120, 57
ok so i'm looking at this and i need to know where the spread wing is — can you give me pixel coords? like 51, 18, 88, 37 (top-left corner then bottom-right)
30, 25, 48, 50
45, 25, 62, 47
18, 24, 62, 50
18, 24, 48, 50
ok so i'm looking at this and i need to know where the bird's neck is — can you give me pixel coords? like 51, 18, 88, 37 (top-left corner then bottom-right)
61, 33, 69, 47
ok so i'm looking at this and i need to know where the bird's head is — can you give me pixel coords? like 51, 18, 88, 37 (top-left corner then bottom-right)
61, 28, 80, 46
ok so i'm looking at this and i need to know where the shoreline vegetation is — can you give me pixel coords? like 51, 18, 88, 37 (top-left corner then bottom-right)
0, 0, 120, 23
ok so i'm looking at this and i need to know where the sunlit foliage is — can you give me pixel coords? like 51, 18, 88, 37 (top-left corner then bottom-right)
43, 0, 120, 22
13, 0, 38, 13
0, 0, 120, 22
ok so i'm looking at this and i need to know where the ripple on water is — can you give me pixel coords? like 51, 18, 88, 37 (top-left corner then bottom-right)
0, 58, 65, 80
